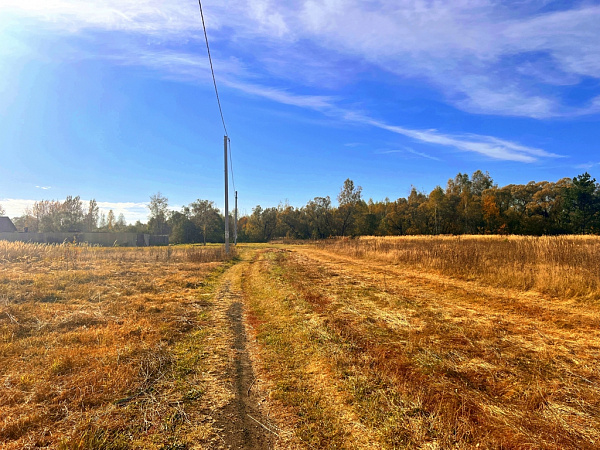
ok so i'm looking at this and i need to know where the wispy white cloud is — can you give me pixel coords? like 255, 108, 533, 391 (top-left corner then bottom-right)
113, 45, 560, 163
259, 1, 600, 118
449, 77, 561, 119
187, 71, 558, 163
223, 79, 337, 110
35, 185, 51, 190
302, 2, 600, 118
110, 48, 339, 110
356, 115, 561, 163
376, 147, 440, 161
574, 162, 600, 170
405, 147, 441, 161
2, 0, 594, 159
503, 6, 600, 80
0, 0, 201, 36
4, 0, 600, 119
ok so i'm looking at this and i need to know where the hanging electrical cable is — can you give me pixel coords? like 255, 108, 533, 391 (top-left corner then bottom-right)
197, 1, 236, 252
197, 0, 228, 137
198, 1, 235, 194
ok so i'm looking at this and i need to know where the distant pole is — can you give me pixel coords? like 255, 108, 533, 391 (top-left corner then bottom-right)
234, 190, 238, 245
224, 136, 229, 253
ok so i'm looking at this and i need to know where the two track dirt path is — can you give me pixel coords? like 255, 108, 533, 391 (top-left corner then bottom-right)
200, 249, 281, 450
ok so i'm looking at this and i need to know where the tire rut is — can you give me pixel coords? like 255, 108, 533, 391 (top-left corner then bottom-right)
210, 270, 275, 449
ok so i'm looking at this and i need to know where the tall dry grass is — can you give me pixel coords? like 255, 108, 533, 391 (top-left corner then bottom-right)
0, 240, 235, 265
318, 235, 600, 299
0, 241, 235, 448
245, 246, 600, 448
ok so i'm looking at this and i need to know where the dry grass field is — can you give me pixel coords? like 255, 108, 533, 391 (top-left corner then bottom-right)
2, 236, 600, 449
0, 242, 241, 449
243, 236, 600, 449
318, 235, 600, 299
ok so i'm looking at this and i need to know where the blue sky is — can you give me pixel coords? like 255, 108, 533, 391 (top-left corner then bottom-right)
1, 0, 600, 222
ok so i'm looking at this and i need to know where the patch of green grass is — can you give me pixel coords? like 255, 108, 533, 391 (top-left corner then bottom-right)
58, 426, 131, 450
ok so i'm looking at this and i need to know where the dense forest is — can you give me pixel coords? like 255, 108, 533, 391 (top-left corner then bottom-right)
5, 171, 600, 243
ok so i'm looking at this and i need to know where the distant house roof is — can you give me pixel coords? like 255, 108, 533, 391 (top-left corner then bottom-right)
0, 217, 17, 232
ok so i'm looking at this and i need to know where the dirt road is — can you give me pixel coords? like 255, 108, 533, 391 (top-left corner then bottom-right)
197, 252, 283, 449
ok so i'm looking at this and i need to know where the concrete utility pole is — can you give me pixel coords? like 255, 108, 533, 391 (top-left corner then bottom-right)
234, 190, 238, 245
224, 136, 229, 253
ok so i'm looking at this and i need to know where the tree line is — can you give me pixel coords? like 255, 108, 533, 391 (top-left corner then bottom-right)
236, 171, 600, 241
141, 171, 600, 241
3, 171, 599, 242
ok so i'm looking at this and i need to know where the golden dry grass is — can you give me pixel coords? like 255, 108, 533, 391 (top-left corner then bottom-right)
0, 241, 236, 449
5, 238, 600, 448
241, 240, 600, 448
318, 235, 600, 299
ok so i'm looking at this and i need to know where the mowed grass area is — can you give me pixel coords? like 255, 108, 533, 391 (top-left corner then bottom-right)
243, 237, 600, 449
0, 242, 236, 449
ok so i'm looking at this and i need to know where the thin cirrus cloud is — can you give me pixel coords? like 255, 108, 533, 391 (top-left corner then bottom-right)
0, 0, 201, 36
377, 148, 441, 162
223, 76, 561, 163
405, 148, 440, 162
297, 1, 600, 119
227, 81, 563, 162
575, 162, 600, 170
356, 116, 561, 164
3, 0, 600, 119
2, 0, 591, 161
111, 48, 562, 163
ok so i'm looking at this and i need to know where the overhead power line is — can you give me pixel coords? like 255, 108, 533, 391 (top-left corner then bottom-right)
197, 0, 235, 194
197, 1, 237, 254
197, 0, 228, 136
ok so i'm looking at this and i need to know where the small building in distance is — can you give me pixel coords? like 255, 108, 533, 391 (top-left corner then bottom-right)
0, 217, 17, 233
